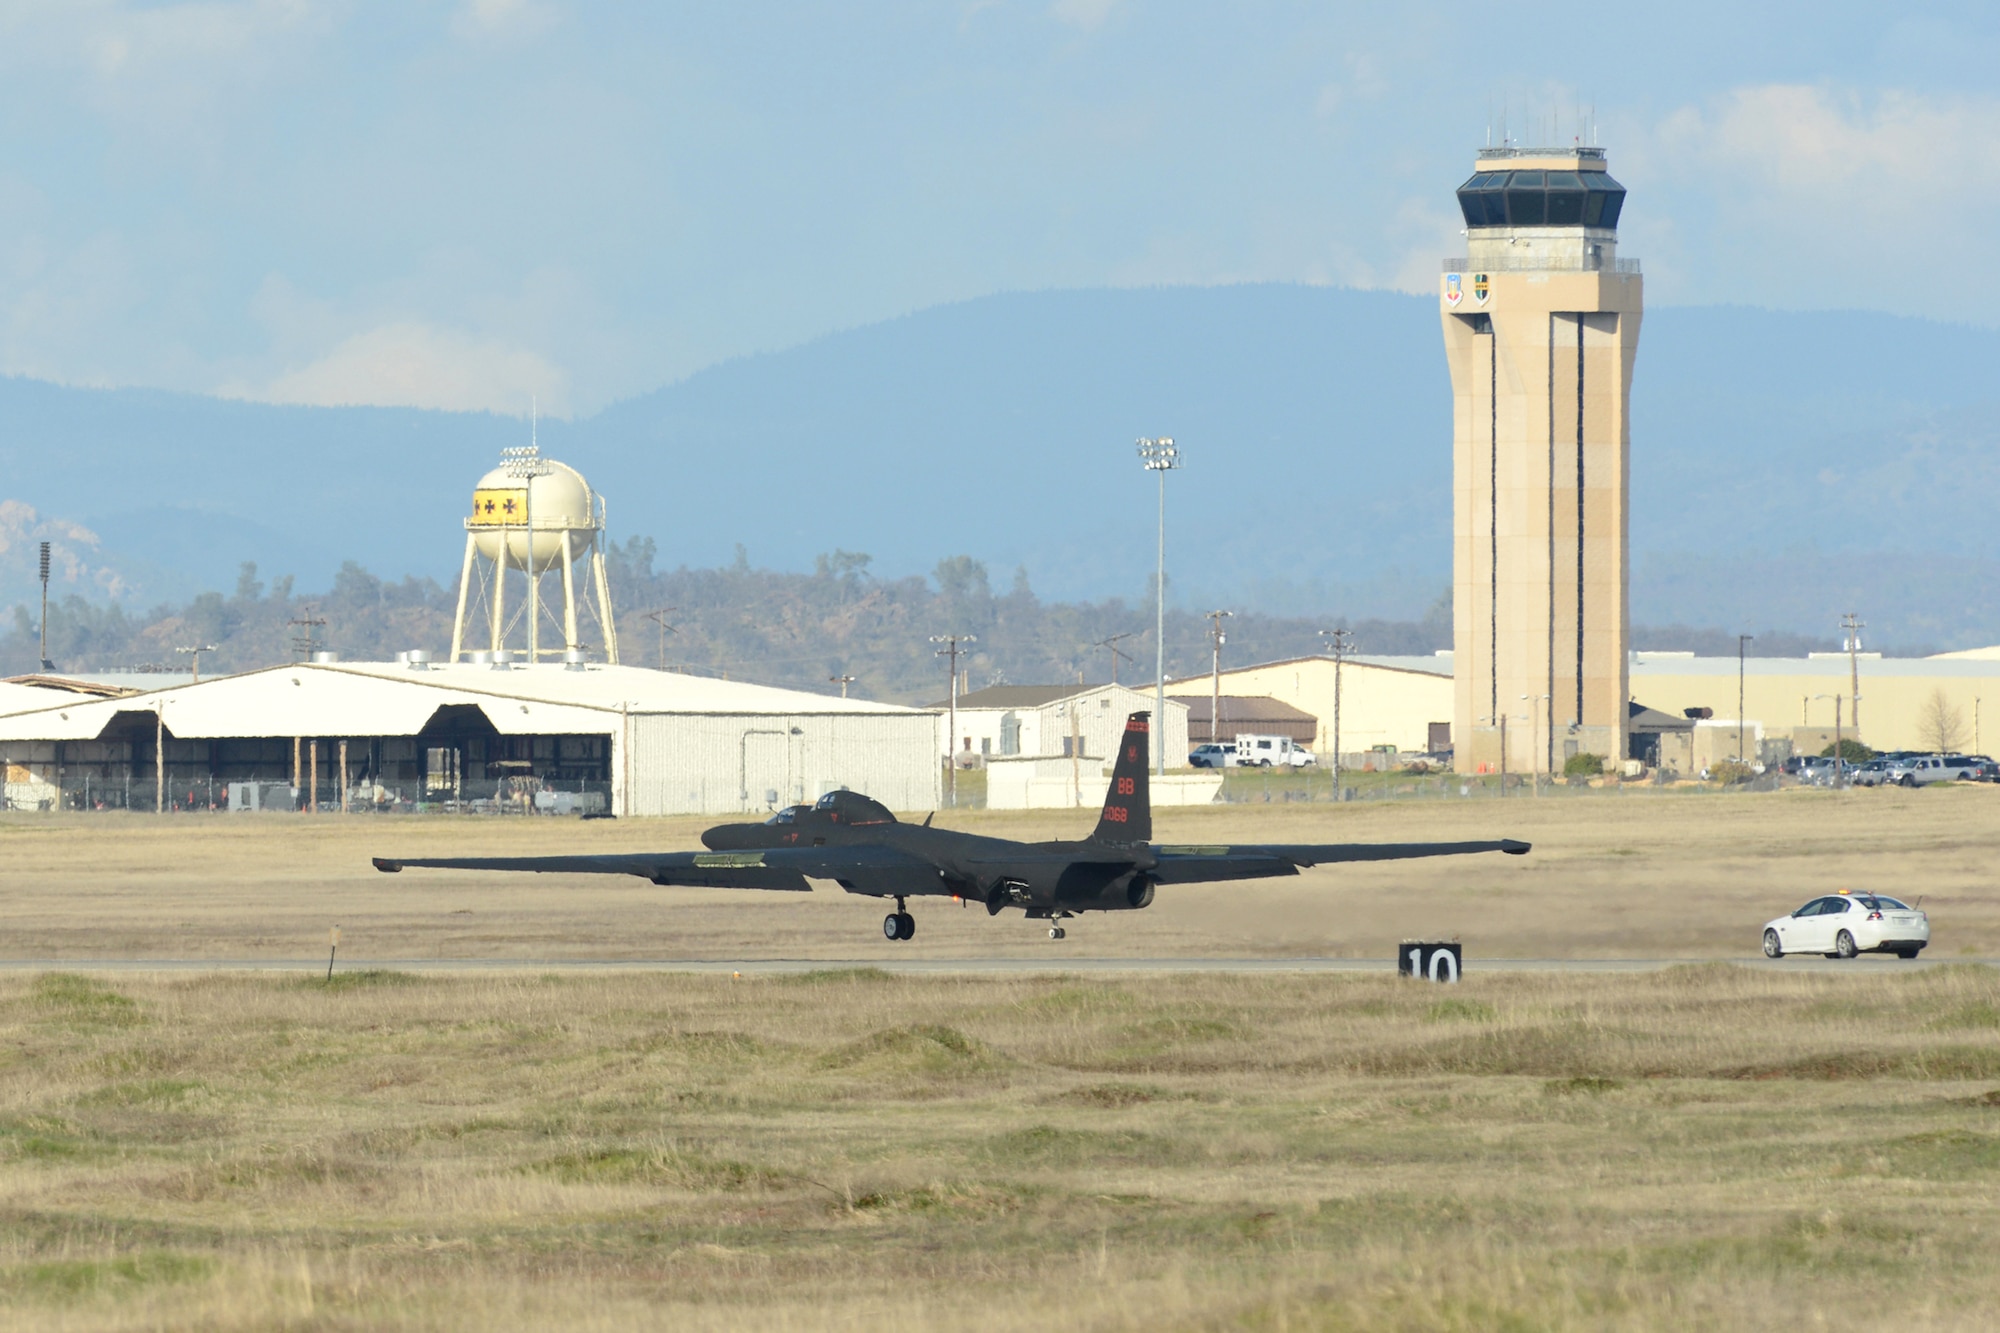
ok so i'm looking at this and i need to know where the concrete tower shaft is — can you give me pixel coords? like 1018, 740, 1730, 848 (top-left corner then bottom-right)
1441, 146, 1642, 777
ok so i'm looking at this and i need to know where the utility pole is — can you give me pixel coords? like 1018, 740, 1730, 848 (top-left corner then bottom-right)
1522, 695, 1549, 795
37, 541, 53, 670
1319, 628, 1352, 800
644, 607, 678, 671
828, 674, 856, 699
1738, 634, 1754, 764
1482, 713, 1509, 794
175, 644, 219, 684
1137, 436, 1180, 776
288, 609, 328, 661
1815, 693, 1845, 788
1841, 612, 1865, 740
1093, 632, 1135, 685
930, 634, 975, 806
1205, 610, 1232, 751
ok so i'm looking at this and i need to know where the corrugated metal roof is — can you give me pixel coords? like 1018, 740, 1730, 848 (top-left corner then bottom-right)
1168, 694, 1317, 724
929, 685, 1079, 710
0, 660, 930, 743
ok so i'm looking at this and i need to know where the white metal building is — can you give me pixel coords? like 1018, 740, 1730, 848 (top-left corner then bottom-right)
0, 661, 940, 817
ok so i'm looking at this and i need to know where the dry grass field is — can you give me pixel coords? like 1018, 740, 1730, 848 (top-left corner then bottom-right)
1, 782, 1996, 960
2, 788, 1998, 1328
3, 965, 2000, 1329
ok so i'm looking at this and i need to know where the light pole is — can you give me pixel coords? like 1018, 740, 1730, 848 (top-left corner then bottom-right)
1814, 693, 1846, 789
502, 439, 553, 662
38, 540, 53, 670
1205, 610, 1232, 754
931, 634, 976, 806
1481, 713, 1509, 794
829, 674, 856, 699
1137, 436, 1180, 776
1522, 694, 1549, 795
1320, 628, 1352, 800
1738, 634, 1754, 764
175, 644, 219, 684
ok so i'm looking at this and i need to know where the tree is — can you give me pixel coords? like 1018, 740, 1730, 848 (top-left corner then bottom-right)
1818, 738, 1875, 762
1917, 688, 1970, 754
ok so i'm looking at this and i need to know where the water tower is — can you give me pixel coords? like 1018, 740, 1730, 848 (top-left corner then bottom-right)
448, 444, 621, 664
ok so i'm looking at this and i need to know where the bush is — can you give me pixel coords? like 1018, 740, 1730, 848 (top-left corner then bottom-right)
1819, 738, 1876, 762
1709, 759, 1755, 785
1563, 753, 1605, 777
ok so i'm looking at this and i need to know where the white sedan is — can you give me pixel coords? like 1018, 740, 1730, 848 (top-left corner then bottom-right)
1763, 892, 1929, 960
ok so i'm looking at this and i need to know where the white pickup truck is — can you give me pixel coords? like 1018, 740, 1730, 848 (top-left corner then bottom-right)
1234, 734, 1317, 768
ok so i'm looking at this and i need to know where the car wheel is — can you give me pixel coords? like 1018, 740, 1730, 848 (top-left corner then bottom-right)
1763, 928, 1783, 959
1901, 775, 1916, 788
1835, 930, 1858, 960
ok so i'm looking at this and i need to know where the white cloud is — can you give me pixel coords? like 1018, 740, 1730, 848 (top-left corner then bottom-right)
450, 0, 557, 41
232, 322, 571, 417
1050, 0, 1120, 32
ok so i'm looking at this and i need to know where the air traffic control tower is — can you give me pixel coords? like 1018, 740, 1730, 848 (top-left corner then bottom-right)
1441, 145, 1641, 776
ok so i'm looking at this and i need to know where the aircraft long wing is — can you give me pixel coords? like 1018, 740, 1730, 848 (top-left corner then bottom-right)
372, 844, 947, 895
1147, 838, 1529, 884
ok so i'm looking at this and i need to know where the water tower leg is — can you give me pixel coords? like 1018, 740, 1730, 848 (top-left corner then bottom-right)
592, 543, 619, 664
559, 530, 579, 652
490, 527, 507, 653
450, 533, 477, 662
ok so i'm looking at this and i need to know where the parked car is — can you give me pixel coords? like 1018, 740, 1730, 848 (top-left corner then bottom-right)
1899, 755, 1981, 787
1188, 743, 1236, 769
1963, 756, 2000, 782
1762, 892, 1929, 960
1233, 734, 1317, 767
1851, 757, 1899, 787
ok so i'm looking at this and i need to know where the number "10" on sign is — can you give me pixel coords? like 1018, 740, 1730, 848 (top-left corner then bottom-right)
1399, 941, 1462, 983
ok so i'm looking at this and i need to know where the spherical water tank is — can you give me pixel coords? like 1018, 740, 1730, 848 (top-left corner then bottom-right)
467, 459, 598, 574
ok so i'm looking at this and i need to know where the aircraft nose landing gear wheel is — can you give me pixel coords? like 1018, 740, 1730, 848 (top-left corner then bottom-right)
882, 900, 916, 942
1049, 926, 1066, 940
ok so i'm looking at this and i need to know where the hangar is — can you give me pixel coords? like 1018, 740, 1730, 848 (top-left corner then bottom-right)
0, 659, 939, 816
1167, 655, 1455, 761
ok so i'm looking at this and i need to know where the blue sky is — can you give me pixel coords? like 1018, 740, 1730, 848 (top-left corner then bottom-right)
2, 1, 1996, 418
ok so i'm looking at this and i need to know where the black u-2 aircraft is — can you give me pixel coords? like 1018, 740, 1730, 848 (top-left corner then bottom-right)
375, 712, 1528, 940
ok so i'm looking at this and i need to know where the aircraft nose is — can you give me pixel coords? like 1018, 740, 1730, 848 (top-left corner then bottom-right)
701, 824, 752, 851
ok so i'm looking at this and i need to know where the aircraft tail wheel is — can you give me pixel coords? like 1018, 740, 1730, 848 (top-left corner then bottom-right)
1049, 926, 1066, 940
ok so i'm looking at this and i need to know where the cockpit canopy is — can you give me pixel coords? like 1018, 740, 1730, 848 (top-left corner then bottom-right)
813, 790, 897, 825
763, 805, 810, 825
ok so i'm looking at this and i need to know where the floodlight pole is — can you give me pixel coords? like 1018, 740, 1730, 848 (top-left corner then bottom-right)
1137, 437, 1180, 776
829, 674, 856, 699
1738, 634, 1753, 764
37, 540, 53, 670
1320, 628, 1352, 800
176, 644, 218, 684
931, 634, 976, 806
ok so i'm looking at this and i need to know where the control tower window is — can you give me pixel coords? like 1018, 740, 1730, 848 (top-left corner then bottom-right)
1457, 168, 1626, 231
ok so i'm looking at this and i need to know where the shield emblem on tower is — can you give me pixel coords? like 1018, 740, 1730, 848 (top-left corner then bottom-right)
1473, 273, 1490, 303
1443, 273, 1462, 306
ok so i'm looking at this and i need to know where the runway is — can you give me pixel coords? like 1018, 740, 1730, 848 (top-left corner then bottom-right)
0, 956, 1989, 974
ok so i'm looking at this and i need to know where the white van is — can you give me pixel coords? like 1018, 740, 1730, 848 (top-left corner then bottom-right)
1233, 734, 1317, 768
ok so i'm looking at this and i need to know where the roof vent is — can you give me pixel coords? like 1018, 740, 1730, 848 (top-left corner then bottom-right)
405, 650, 432, 670
468, 650, 493, 664
490, 650, 513, 670
564, 649, 588, 672
311, 650, 340, 664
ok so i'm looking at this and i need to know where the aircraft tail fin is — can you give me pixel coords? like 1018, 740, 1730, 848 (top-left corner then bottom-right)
1090, 711, 1152, 844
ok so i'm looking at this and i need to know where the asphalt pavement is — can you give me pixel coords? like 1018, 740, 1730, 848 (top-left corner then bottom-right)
0, 956, 1989, 974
